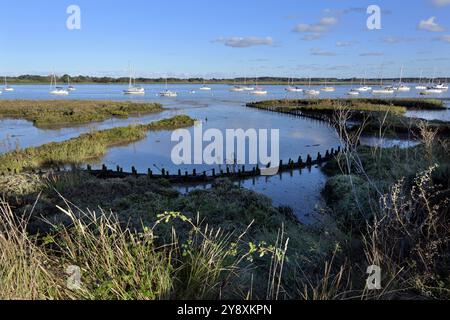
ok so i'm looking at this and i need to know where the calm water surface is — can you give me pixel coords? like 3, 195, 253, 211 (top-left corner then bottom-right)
1, 84, 449, 220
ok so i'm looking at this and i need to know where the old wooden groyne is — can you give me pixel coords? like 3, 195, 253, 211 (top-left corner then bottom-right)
84, 146, 342, 183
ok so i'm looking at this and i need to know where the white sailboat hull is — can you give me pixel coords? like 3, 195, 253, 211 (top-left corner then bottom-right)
372, 89, 394, 95
285, 87, 303, 92
252, 90, 267, 95
321, 87, 335, 92
304, 90, 320, 96
356, 86, 372, 92
50, 89, 69, 95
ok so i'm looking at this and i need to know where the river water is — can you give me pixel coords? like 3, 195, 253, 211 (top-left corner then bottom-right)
1, 84, 449, 221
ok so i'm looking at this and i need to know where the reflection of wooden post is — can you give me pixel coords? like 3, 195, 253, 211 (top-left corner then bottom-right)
242, 165, 245, 173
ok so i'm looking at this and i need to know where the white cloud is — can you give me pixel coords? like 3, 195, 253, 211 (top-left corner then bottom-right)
439, 35, 450, 42
214, 37, 274, 48
302, 33, 322, 41
336, 41, 355, 47
430, 0, 450, 7
293, 16, 338, 40
359, 52, 384, 56
418, 17, 445, 32
310, 48, 337, 56
319, 16, 338, 26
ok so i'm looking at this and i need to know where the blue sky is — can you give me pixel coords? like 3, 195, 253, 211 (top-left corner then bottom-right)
1, 0, 449, 78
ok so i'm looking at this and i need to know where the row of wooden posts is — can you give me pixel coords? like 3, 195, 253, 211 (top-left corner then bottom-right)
85, 146, 342, 182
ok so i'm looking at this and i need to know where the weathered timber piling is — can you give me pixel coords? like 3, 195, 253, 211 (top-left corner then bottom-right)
79, 145, 342, 183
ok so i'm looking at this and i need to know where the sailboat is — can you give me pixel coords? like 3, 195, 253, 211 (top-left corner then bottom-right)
393, 66, 410, 92
230, 85, 244, 92
123, 66, 145, 95
199, 78, 211, 91
251, 79, 267, 95
303, 77, 320, 96
356, 71, 372, 92
372, 66, 394, 95
159, 77, 178, 97
3, 76, 14, 92
242, 78, 255, 91
285, 77, 303, 92
347, 78, 360, 96
433, 76, 448, 91
67, 75, 76, 91
420, 69, 444, 95
320, 79, 335, 92
415, 70, 427, 90
49, 74, 69, 95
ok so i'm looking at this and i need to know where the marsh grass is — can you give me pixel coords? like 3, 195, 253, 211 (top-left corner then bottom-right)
0, 197, 290, 300
248, 98, 444, 113
320, 103, 450, 299
0, 115, 194, 173
0, 100, 163, 128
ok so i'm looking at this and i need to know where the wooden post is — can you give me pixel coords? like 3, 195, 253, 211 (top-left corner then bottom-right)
306, 154, 312, 166
87, 164, 92, 171
317, 152, 322, 162
102, 164, 107, 171
148, 168, 152, 177
212, 168, 215, 177
193, 169, 196, 176
116, 165, 120, 172
161, 168, 165, 176
298, 156, 303, 165
178, 169, 181, 176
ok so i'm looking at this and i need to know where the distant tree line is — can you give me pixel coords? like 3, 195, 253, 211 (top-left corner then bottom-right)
3, 74, 448, 84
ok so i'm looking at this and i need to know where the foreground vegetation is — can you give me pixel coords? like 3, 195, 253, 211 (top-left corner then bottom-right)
0, 100, 162, 128
1, 98, 450, 300
0, 174, 342, 299
0, 115, 194, 173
